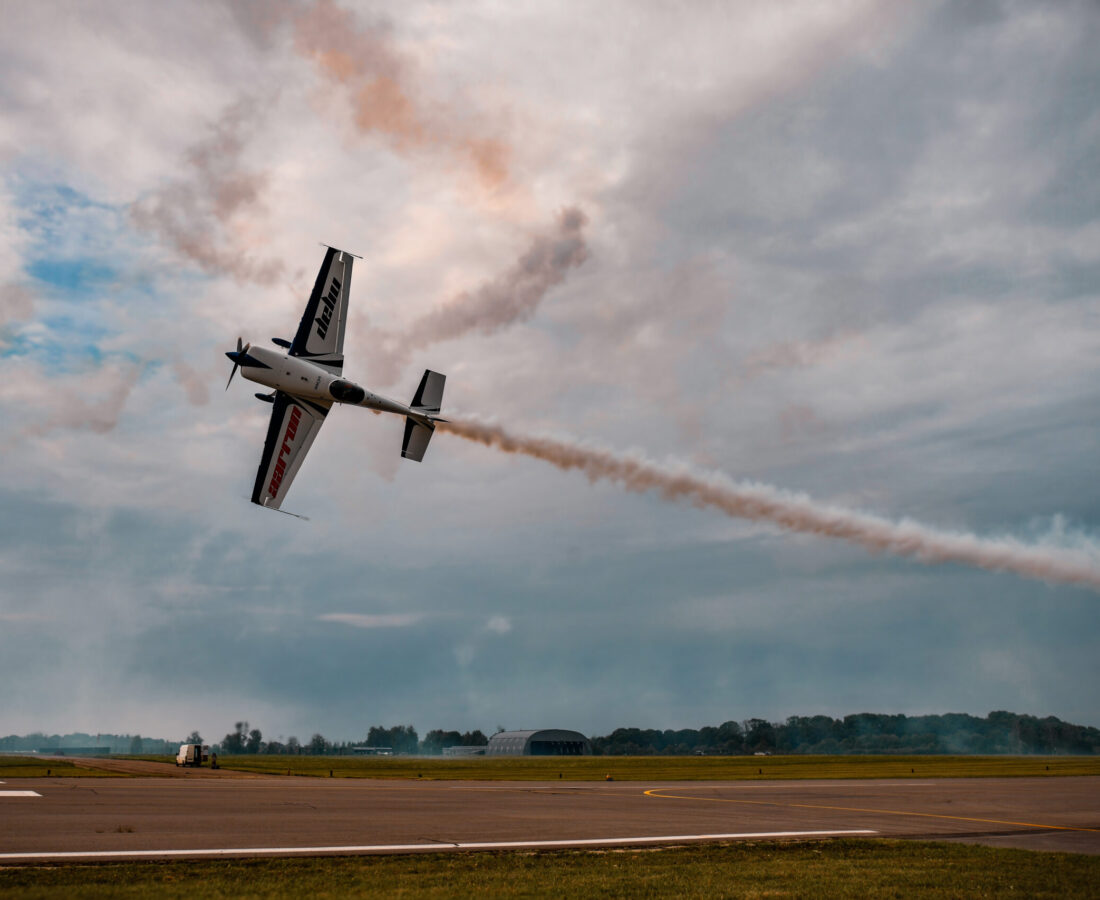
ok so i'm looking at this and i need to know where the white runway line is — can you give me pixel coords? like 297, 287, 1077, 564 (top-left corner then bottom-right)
0, 791, 42, 797
0, 830, 877, 861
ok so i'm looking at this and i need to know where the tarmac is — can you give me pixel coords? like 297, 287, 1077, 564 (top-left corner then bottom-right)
1, 773, 1097, 862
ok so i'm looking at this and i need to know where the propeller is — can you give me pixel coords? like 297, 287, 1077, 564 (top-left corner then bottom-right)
225, 337, 251, 390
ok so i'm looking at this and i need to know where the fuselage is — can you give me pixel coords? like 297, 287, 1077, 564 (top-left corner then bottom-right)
234, 345, 428, 424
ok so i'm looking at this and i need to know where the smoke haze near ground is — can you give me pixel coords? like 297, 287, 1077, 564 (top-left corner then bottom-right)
439, 416, 1100, 592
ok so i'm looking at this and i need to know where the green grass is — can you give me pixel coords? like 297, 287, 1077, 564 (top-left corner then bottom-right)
147, 753, 1100, 781
0, 757, 121, 778
8, 753, 1100, 781
1, 840, 1097, 898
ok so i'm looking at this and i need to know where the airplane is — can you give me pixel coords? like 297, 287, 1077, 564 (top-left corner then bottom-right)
225, 246, 446, 512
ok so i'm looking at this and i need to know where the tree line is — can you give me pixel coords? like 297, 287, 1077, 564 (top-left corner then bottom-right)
4, 711, 1097, 757
0, 732, 176, 755
203, 711, 1100, 756
591, 711, 1100, 756
206, 722, 489, 755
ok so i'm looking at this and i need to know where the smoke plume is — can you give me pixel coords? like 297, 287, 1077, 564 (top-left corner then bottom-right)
0, 283, 34, 327
292, 0, 510, 189
413, 207, 588, 342
130, 100, 284, 285
438, 416, 1100, 592
739, 332, 865, 383
24, 365, 142, 438
172, 357, 211, 407
366, 207, 589, 384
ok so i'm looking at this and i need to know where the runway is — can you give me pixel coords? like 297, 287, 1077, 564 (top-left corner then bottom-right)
1, 776, 1097, 862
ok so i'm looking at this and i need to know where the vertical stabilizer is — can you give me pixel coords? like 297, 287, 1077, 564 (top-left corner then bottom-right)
401, 369, 446, 462
411, 370, 445, 414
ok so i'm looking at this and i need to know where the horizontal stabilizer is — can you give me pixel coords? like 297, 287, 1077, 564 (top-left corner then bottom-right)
401, 418, 435, 462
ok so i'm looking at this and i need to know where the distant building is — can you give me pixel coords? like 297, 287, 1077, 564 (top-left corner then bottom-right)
443, 746, 486, 757
485, 730, 591, 756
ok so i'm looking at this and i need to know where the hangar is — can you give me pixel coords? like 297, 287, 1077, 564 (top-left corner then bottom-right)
485, 729, 591, 756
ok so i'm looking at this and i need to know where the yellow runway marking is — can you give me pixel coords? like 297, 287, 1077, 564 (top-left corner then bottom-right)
644, 789, 1100, 834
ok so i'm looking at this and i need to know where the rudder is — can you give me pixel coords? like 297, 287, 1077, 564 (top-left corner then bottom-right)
411, 369, 445, 414
402, 369, 446, 462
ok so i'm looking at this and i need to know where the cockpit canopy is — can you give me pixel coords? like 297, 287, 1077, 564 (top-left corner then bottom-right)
329, 380, 365, 404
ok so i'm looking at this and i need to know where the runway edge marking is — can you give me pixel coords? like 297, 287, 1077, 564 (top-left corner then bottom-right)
0, 791, 42, 798
0, 830, 877, 862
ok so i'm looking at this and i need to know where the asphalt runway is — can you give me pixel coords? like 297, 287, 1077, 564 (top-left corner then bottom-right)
1, 776, 1097, 862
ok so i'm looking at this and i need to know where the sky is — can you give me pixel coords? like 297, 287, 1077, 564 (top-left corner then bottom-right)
2, 0, 1099, 745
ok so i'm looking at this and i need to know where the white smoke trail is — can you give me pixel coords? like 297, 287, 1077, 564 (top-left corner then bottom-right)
438, 416, 1100, 592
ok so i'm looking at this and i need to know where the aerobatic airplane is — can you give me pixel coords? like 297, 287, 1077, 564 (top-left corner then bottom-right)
225, 246, 446, 512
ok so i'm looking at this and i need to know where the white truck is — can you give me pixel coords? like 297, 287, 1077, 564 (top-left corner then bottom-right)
175, 743, 209, 767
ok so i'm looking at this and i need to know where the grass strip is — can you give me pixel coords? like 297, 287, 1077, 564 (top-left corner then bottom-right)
122, 753, 1100, 781
1, 839, 1097, 898
0, 758, 121, 778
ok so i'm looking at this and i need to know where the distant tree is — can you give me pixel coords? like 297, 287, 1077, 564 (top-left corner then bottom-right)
366, 725, 419, 754
420, 728, 488, 754
462, 730, 488, 746
264, 740, 285, 755
222, 721, 248, 754
129, 735, 144, 755
246, 729, 264, 753
286, 736, 301, 755
185, 731, 203, 745
308, 733, 329, 755
420, 730, 460, 755
744, 719, 776, 753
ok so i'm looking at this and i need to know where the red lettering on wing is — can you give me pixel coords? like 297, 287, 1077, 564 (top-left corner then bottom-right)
268, 406, 305, 498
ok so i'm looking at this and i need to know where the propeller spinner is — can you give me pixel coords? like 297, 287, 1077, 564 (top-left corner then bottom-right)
225, 337, 251, 390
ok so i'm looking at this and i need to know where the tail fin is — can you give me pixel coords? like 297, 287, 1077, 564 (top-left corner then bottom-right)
401, 370, 446, 462
411, 369, 445, 414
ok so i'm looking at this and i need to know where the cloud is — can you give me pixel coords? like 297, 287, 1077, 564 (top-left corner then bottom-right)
317, 612, 426, 629
2, 1, 1100, 740
129, 99, 285, 285
290, 0, 511, 190
363, 206, 589, 383
22, 363, 143, 439
172, 357, 211, 407
0, 283, 33, 328
486, 616, 511, 635
739, 332, 866, 383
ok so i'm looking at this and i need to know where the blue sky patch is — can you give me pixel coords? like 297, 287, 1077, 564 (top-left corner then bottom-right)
28, 257, 117, 293
0, 314, 131, 370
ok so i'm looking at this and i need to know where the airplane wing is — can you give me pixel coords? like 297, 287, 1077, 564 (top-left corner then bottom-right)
251, 391, 332, 510
289, 246, 355, 373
